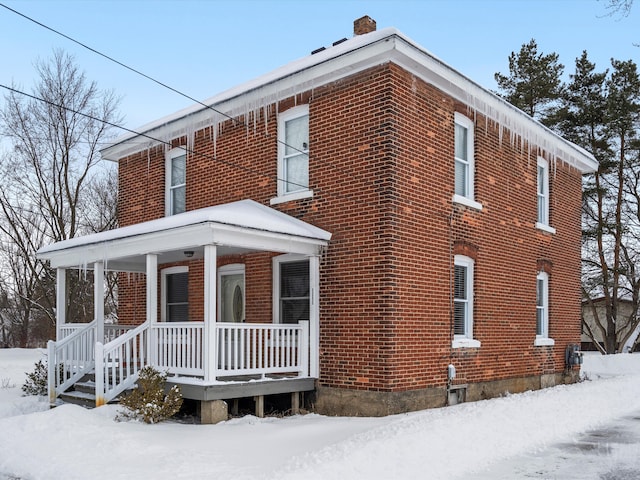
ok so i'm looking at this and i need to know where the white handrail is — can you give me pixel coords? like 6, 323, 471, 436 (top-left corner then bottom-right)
95, 321, 149, 406
48, 319, 97, 405
60, 323, 134, 343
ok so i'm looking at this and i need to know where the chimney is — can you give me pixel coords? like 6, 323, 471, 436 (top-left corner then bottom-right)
353, 15, 376, 36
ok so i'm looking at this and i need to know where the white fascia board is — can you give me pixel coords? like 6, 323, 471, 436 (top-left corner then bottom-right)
211, 224, 327, 256
38, 200, 331, 257
40, 222, 327, 269
101, 28, 597, 174
100, 35, 397, 162
41, 224, 214, 269
389, 39, 598, 173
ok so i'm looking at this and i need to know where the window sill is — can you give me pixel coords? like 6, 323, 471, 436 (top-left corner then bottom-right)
270, 190, 314, 205
536, 222, 556, 235
452, 338, 481, 349
534, 337, 555, 347
452, 194, 483, 211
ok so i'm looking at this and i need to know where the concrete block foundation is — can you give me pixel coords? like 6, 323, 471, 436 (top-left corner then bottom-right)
200, 399, 228, 424
313, 371, 580, 417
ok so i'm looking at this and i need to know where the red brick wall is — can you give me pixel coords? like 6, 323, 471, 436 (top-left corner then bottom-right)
116, 62, 583, 393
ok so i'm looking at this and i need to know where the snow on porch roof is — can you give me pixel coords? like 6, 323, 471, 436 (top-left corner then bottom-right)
37, 200, 331, 269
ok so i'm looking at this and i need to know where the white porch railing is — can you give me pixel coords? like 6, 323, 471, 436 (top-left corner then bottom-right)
94, 321, 150, 406
215, 321, 309, 377
49, 320, 311, 406
154, 322, 204, 376
48, 319, 97, 404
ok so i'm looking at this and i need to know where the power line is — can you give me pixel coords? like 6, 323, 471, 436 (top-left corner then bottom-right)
0, 4, 357, 203
0, 2, 309, 159
0, 3, 234, 122
0, 83, 313, 194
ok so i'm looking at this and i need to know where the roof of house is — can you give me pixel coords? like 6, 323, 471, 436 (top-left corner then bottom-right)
100, 27, 598, 174
37, 200, 331, 270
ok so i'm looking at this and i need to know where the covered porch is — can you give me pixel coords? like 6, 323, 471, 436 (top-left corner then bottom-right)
37, 200, 330, 418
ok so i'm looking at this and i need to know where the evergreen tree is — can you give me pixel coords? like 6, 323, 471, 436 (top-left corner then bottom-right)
562, 54, 640, 353
494, 39, 564, 124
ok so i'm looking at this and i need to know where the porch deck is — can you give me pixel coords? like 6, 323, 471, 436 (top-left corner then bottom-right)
49, 320, 315, 412
168, 374, 315, 402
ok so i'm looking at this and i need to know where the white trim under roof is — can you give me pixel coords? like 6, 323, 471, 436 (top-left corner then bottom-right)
37, 200, 331, 271
100, 27, 597, 174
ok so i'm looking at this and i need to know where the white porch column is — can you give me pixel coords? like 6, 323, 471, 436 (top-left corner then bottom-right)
55, 268, 66, 341
146, 254, 158, 365
309, 255, 320, 378
203, 244, 217, 382
94, 261, 105, 344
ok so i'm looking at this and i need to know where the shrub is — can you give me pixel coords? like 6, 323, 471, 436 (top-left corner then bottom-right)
22, 359, 49, 396
117, 366, 183, 424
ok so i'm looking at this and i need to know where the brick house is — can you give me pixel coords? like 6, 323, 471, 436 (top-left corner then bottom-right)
38, 16, 597, 422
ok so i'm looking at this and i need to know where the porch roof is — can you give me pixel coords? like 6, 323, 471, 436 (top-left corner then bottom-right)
37, 200, 331, 271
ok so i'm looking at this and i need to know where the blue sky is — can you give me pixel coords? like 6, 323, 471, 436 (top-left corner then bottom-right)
1, 0, 638, 135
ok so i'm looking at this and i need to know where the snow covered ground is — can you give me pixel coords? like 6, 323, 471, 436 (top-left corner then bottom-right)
0, 349, 639, 479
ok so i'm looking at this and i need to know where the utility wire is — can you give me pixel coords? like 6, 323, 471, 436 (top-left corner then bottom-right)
0, 3, 236, 124
0, 2, 310, 159
0, 83, 315, 195
0, 4, 358, 202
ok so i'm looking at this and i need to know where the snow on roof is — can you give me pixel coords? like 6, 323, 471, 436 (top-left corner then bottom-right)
100, 26, 597, 173
37, 200, 331, 256
100, 28, 403, 154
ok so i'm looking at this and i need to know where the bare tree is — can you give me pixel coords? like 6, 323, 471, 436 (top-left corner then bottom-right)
603, 0, 633, 16
0, 50, 121, 347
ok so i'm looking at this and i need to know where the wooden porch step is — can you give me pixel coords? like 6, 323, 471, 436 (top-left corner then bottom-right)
73, 380, 96, 394
57, 373, 133, 409
59, 389, 97, 408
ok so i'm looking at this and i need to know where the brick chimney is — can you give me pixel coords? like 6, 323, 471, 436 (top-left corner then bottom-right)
354, 15, 376, 36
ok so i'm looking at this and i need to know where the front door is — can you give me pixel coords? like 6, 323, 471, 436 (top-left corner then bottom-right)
218, 264, 245, 323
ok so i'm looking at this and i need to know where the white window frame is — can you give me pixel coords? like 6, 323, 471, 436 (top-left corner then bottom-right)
165, 147, 187, 216
452, 113, 482, 211
271, 105, 313, 205
536, 157, 555, 234
535, 271, 554, 346
272, 253, 310, 324
452, 255, 481, 348
160, 266, 189, 322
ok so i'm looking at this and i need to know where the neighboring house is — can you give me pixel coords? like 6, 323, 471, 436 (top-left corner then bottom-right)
38, 16, 597, 422
582, 298, 640, 352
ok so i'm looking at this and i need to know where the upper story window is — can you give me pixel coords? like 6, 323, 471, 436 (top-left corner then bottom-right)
166, 147, 186, 216
535, 271, 554, 346
453, 113, 481, 210
271, 105, 312, 205
536, 157, 555, 233
161, 266, 189, 322
453, 255, 480, 348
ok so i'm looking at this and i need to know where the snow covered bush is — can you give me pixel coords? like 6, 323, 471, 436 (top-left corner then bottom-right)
1, 377, 16, 389
117, 366, 183, 424
22, 359, 49, 396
